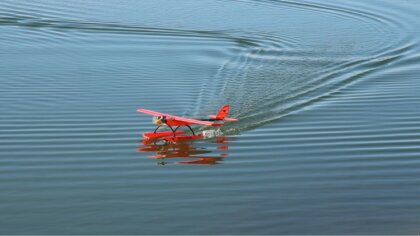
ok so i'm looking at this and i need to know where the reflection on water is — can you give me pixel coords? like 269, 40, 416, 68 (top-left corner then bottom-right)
138, 137, 229, 165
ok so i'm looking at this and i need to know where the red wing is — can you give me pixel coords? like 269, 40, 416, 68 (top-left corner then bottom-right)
137, 108, 222, 126
137, 108, 173, 118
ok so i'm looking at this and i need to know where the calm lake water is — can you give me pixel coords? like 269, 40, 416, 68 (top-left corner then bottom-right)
1, 0, 420, 234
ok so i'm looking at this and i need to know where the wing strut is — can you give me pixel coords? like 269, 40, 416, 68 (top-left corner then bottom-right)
154, 124, 175, 134
174, 125, 195, 136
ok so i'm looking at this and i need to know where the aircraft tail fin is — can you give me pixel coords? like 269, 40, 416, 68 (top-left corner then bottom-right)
208, 105, 238, 122
216, 104, 230, 119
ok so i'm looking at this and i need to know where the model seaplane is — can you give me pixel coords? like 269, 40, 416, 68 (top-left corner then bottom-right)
137, 105, 238, 142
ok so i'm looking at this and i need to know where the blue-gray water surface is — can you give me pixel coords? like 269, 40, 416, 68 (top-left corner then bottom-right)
1, 0, 420, 234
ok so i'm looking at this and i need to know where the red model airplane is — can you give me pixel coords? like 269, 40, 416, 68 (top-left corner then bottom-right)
137, 105, 238, 142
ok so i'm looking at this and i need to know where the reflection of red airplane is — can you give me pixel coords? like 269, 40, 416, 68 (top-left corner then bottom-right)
138, 139, 229, 165
137, 105, 238, 142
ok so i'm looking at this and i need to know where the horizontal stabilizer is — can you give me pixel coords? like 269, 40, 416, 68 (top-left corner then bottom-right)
208, 115, 238, 122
